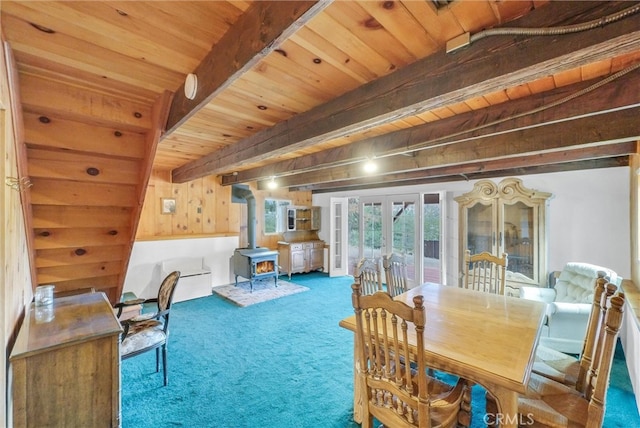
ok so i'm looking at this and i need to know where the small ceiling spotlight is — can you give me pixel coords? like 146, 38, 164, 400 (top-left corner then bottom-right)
267, 176, 278, 189
363, 157, 378, 174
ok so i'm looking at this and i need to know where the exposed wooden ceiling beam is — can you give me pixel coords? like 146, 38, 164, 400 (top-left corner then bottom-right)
224, 67, 640, 185
173, 1, 640, 183
305, 157, 630, 194
163, 1, 328, 135
268, 106, 640, 189
290, 142, 637, 192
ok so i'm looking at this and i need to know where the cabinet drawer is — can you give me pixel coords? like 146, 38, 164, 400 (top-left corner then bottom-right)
313, 242, 324, 248
290, 243, 304, 251
303, 243, 314, 249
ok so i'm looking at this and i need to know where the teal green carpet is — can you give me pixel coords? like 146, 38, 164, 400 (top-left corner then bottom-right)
122, 272, 639, 427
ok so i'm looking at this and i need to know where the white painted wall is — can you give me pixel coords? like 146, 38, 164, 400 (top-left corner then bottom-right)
313, 167, 631, 285
123, 236, 239, 299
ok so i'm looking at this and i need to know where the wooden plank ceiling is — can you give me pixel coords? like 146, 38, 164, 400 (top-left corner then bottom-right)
2, 1, 640, 301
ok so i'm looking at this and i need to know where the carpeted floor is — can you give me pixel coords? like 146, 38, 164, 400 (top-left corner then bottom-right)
121, 272, 639, 427
212, 278, 309, 307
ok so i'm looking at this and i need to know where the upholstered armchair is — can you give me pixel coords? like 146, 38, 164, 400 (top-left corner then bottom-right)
519, 262, 618, 355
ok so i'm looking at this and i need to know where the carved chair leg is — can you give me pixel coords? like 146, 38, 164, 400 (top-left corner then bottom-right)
458, 380, 473, 428
485, 391, 499, 428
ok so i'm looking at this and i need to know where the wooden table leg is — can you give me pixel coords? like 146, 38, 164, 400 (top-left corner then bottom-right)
487, 385, 519, 428
352, 336, 363, 424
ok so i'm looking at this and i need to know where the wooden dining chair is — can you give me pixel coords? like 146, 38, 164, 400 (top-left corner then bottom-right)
486, 291, 625, 428
351, 281, 470, 428
382, 252, 409, 297
532, 278, 617, 393
521, 292, 625, 427
354, 258, 384, 296
463, 250, 508, 295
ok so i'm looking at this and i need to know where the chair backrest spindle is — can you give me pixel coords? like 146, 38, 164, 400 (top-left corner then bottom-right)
354, 258, 384, 296
383, 253, 409, 297
586, 292, 625, 425
463, 250, 508, 295
576, 278, 616, 393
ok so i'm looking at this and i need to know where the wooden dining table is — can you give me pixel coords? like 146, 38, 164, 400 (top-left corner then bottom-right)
339, 282, 547, 428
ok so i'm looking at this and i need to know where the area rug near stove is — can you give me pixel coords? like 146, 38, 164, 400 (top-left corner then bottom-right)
212, 278, 309, 307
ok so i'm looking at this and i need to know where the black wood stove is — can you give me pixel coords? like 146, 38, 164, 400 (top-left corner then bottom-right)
231, 185, 279, 292
232, 248, 279, 291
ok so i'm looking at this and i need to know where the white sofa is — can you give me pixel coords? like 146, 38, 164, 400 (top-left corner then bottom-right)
520, 262, 618, 354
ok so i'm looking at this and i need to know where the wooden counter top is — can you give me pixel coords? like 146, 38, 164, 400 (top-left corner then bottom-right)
10, 292, 122, 360
10, 291, 123, 427
277, 239, 324, 245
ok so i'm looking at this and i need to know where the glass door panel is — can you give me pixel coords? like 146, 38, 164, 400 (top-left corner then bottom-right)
423, 193, 442, 284
389, 196, 419, 287
467, 202, 495, 254
347, 198, 360, 276
333, 204, 343, 271
360, 199, 383, 262
502, 200, 535, 281
330, 197, 349, 277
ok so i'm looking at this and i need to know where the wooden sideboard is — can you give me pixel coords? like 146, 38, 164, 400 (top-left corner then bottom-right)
9, 292, 122, 428
278, 240, 325, 279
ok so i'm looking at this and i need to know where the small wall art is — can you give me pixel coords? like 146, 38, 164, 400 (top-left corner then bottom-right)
161, 198, 176, 215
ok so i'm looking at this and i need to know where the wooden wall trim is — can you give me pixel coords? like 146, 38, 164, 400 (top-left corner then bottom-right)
135, 233, 239, 242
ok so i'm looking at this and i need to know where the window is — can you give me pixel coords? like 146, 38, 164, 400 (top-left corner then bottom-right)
264, 198, 291, 234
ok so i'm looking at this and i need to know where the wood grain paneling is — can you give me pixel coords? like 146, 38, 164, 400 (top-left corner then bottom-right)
33, 227, 131, 250
37, 261, 122, 284
29, 178, 137, 207
27, 149, 142, 184
19, 74, 152, 131
32, 206, 132, 228
35, 245, 127, 268
136, 168, 311, 251
23, 112, 146, 158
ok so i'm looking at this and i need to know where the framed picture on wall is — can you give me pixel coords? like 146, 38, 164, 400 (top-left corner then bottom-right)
161, 198, 176, 215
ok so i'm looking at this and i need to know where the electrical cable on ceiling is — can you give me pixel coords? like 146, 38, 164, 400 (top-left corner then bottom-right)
470, 4, 640, 44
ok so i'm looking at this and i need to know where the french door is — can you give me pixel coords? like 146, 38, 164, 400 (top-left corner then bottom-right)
329, 197, 349, 277
358, 195, 420, 287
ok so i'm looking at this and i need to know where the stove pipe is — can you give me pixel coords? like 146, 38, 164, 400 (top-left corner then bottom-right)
233, 186, 257, 249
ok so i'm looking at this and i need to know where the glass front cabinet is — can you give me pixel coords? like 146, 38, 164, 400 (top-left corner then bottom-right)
455, 178, 552, 293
